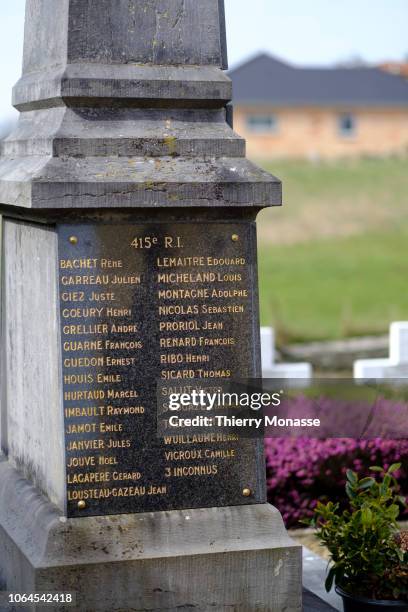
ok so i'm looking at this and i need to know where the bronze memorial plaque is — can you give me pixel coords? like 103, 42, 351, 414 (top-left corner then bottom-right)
58, 222, 265, 517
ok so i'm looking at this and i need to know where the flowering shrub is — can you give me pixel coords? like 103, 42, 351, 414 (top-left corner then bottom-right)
265, 438, 408, 528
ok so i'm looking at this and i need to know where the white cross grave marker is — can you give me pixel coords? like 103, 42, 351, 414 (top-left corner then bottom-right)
354, 322, 408, 379
261, 327, 312, 379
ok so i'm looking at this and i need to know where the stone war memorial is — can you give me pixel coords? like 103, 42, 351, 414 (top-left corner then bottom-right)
0, 1, 301, 610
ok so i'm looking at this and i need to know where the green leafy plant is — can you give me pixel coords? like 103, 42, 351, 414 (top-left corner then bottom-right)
306, 464, 408, 601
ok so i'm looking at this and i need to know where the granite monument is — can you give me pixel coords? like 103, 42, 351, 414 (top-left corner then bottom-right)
0, 1, 302, 609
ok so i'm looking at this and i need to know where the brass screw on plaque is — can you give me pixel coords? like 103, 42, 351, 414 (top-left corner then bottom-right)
231, 234, 239, 242
77, 500, 86, 510
242, 488, 252, 497
69, 236, 78, 245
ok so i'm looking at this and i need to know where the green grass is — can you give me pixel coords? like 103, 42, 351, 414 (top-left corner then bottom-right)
256, 158, 408, 342
263, 157, 408, 209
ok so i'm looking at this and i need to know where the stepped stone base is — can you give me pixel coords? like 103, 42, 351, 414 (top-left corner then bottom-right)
0, 461, 302, 612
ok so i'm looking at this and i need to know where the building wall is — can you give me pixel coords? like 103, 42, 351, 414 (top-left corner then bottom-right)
234, 106, 408, 159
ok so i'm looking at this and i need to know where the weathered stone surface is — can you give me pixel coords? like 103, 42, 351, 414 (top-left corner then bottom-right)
0, 0, 281, 210
23, 0, 227, 73
0, 2, 299, 610
2, 108, 245, 158
0, 155, 281, 210
2, 219, 65, 510
13, 64, 233, 110
15, 0, 230, 110
0, 461, 302, 611
0, 216, 5, 456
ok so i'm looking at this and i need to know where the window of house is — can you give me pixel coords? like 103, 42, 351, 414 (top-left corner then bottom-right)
338, 113, 356, 137
246, 114, 279, 133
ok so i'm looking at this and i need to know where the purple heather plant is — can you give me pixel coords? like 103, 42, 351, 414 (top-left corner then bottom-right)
265, 437, 408, 528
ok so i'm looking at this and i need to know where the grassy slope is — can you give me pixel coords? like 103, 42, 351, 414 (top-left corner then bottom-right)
256, 158, 408, 341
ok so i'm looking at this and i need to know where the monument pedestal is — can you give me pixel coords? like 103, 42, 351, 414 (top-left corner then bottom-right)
0, 1, 302, 610
0, 461, 301, 611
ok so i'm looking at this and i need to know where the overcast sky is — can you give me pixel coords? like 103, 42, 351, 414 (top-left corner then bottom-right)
0, 0, 407, 123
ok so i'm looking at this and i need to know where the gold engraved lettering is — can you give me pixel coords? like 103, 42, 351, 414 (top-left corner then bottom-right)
201, 304, 244, 314
99, 456, 118, 465
63, 340, 103, 352
158, 305, 199, 316
201, 321, 224, 330
160, 353, 184, 365
166, 465, 218, 477
164, 449, 235, 461
61, 292, 85, 302
60, 259, 98, 269
160, 354, 209, 364
107, 389, 139, 399
106, 405, 145, 415
67, 487, 150, 500
107, 439, 131, 449
164, 236, 183, 249
216, 272, 242, 282
185, 354, 210, 363
206, 257, 246, 266
62, 307, 104, 318
165, 449, 203, 461
160, 337, 197, 348
205, 449, 236, 459
110, 275, 140, 285
106, 307, 132, 317
158, 289, 209, 300
66, 439, 104, 451
66, 423, 97, 434
161, 370, 196, 380
110, 324, 139, 333
61, 275, 110, 286
65, 406, 105, 418
60, 224, 251, 515
96, 373, 122, 384
64, 357, 104, 368
105, 357, 136, 367
157, 256, 205, 268
67, 456, 96, 468
64, 373, 94, 385
211, 289, 248, 298
89, 291, 116, 302
99, 422, 123, 433
64, 390, 105, 401
196, 369, 231, 379
198, 337, 235, 347
100, 259, 123, 269
147, 485, 167, 495
104, 340, 142, 350
159, 321, 200, 332
67, 472, 110, 484
158, 272, 215, 284
63, 324, 109, 335
112, 472, 142, 481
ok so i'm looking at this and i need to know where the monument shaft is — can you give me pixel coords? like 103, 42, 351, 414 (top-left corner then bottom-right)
0, 1, 301, 609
